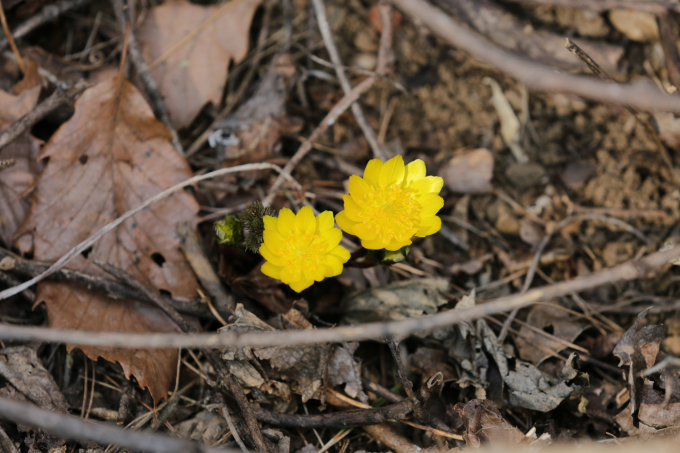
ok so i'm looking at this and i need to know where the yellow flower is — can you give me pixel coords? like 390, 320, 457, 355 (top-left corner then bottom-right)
260, 206, 351, 292
336, 155, 444, 251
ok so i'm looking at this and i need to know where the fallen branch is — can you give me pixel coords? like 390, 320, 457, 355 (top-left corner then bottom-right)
1, 244, 678, 349
499, 0, 680, 13
0, 397, 239, 453
390, 0, 680, 113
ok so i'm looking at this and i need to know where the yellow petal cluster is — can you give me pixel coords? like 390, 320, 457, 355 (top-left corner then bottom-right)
260, 206, 351, 292
336, 156, 444, 251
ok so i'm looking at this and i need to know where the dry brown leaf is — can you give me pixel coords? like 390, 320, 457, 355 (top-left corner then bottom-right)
410, 347, 457, 382
137, 0, 263, 129
16, 75, 201, 401
0, 85, 42, 247
327, 342, 367, 402
453, 399, 526, 449
220, 304, 331, 403
514, 305, 589, 365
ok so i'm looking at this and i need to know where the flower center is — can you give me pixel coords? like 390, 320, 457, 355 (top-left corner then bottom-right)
360, 183, 420, 240
279, 232, 327, 271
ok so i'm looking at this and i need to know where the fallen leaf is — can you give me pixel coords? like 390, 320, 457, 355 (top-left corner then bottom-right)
137, 0, 263, 128
220, 304, 331, 403
410, 347, 457, 382
0, 85, 42, 247
0, 346, 68, 413
439, 148, 494, 194
327, 342, 368, 403
16, 75, 201, 401
340, 278, 448, 325
176, 410, 226, 444
514, 305, 589, 365
453, 399, 526, 449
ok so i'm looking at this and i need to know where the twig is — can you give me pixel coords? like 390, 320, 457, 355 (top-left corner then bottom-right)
110, 0, 184, 155
0, 423, 19, 453
310, 0, 389, 160
221, 407, 248, 453
177, 223, 236, 311
262, 76, 378, 206
384, 339, 414, 399
0, 397, 239, 453
0, 248, 214, 318
438, 224, 469, 251
0, 162, 299, 301
0, 0, 25, 74
499, 0, 680, 13
97, 264, 271, 453
497, 213, 650, 342
363, 424, 420, 453
390, 0, 680, 113
2, 244, 678, 349
0, 80, 91, 153
0, 0, 94, 52
0, 271, 35, 302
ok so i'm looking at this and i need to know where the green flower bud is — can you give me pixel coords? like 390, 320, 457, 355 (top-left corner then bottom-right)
214, 215, 243, 245
380, 246, 410, 265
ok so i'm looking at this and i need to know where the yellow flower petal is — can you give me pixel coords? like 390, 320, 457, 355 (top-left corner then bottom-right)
329, 245, 351, 262
304, 266, 325, 282
418, 194, 444, 218
335, 211, 357, 234
387, 238, 412, 251
278, 208, 295, 234
263, 215, 279, 231
263, 230, 285, 254
260, 244, 284, 266
261, 262, 283, 279
290, 278, 314, 293
379, 155, 405, 186
316, 211, 334, 232
281, 265, 301, 284
362, 235, 391, 250
348, 175, 372, 205
417, 216, 441, 236
343, 195, 364, 222
320, 228, 342, 250
295, 206, 316, 235
323, 255, 344, 277
409, 176, 444, 195
404, 159, 426, 184
363, 159, 383, 187
354, 222, 378, 241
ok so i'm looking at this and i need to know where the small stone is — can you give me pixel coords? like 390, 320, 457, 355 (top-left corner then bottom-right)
609, 10, 659, 42
439, 148, 494, 193
505, 162, 546, 188
352, 53, 377, 71
561, 162, 597, 190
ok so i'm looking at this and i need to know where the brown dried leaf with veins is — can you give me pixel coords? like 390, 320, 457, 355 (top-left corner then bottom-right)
0, 85, 42, 247
137, 0, 262, 129
453, 399, 527, 449
16, 74, 201, 402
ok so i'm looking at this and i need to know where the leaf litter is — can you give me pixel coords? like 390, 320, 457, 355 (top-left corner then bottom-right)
5, 0, 680, 452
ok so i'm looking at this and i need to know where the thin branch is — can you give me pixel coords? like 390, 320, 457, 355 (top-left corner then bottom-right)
310, 0, 389, 160
262, 76, 377, 206
390, 0, 680, 113
0, 80, 91, 153
0, 397, 239, 453
1, 244, 678, 349
497, 213, 650, 342
0, 162, 299, 301
0, 0, 26, 73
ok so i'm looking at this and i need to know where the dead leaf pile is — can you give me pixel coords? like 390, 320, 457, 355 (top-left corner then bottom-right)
15, 74, 201, 401
220, 304, 366, 409
426, 293, 588, 411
